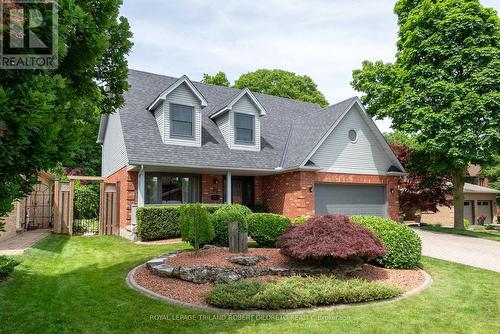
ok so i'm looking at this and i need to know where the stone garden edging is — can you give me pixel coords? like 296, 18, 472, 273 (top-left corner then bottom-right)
145, 251, 363, 284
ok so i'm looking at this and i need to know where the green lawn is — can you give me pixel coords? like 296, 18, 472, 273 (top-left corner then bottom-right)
1, 235, 499, 334
420, 225, 500, 242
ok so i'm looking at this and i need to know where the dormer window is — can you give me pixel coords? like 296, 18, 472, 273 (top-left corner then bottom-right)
234, 113, 255, 144
170, 103, 194, 139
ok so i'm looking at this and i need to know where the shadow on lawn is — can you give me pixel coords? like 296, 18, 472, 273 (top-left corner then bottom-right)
1, 237, 282, 334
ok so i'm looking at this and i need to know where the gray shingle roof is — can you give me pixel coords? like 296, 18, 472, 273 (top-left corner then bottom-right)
118, 69, 356, 170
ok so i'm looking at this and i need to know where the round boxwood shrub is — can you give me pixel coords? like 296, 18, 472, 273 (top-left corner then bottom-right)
277, 215, 386, 264
0, 256, 20, 279
351, 215, 422, 269
247, 213, 291, 247
212, 204, 252, 246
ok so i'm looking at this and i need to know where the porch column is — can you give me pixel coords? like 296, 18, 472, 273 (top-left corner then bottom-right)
226, 171, 232, 204
138, 166, 145, 207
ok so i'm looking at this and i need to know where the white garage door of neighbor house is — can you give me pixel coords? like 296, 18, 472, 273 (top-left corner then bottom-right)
477, 201, 492, 224
314, 184, 387, 217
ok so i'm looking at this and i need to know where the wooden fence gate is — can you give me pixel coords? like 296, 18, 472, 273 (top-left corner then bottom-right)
53, 181, 73, 235
53, 176, 119, 236
99, 182, 120, 236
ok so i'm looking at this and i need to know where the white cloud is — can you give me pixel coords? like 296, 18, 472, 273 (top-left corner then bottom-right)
121, 0, 499, 133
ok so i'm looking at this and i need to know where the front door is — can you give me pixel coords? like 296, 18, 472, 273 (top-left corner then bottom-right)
232, 177, 254, 207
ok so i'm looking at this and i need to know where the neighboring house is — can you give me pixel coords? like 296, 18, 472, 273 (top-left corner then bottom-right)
97, 70, 406, 238
0, 172, 53, 242
422, 181, 499, 226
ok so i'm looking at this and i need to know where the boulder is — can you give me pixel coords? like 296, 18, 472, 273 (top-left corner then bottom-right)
226, 255, 267, 266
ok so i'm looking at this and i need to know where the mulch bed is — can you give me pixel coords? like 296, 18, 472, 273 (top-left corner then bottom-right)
133, 248, 426, 308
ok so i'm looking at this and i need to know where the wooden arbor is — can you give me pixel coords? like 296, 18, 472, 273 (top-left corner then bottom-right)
53, 176, 120, 236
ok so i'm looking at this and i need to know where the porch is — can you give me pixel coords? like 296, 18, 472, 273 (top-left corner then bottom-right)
133, 165, 265, 209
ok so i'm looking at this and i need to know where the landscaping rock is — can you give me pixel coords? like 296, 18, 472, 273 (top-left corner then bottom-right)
226, 255, 267, 266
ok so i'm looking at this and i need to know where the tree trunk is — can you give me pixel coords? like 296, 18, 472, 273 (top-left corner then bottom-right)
452, 170, 466, 229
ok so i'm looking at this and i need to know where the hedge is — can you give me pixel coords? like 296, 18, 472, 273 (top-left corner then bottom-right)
351, 215, 422, 269
247, 213, 291, 247
135, 205, 220, 241
211, 204, 253, 246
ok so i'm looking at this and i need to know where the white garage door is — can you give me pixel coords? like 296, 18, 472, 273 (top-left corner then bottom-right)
314, 183, 387, 217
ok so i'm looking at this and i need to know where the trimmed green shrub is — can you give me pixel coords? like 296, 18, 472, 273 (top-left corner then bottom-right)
294, 215, 311, 224
205, 276, 403, 310
136, 204, 220, 241
74, 182, 99, 219
247, 213, 291, 247
212, 204, 253, 246
464, 219, 470, 229
179, 204, 215, 251
0, 256, 20, 279
351, 216, 422, 269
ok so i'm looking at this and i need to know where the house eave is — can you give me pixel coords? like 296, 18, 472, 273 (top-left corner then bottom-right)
146, 75, 208, 111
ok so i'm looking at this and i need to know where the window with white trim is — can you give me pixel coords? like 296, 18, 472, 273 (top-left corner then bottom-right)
234, 112, 255, 144
170, 103, 194, 138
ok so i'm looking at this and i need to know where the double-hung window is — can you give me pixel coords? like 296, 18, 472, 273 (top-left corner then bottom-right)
170, 103, 194, 138
234, 113, 254, 144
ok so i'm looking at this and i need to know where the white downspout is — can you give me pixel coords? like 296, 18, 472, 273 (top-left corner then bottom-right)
138, 165, 145, 207
226, 171, 232, 204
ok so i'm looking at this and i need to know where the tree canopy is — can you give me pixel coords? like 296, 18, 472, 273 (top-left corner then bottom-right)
0, 0, 132, 216
202, 69, 329, 107
352, 0, 500, 228
201, 71, 230, 87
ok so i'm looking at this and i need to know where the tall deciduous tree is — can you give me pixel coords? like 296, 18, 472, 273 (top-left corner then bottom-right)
352, 0, 500, 228
0, 0, 132, 216
234, 69, 328, 107
203, 69, 329, 107
202, 71, 230, 87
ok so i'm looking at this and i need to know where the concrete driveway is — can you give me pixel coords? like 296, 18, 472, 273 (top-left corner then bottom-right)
413, 228, 500, 273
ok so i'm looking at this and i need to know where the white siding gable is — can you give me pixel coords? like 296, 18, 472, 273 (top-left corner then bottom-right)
101, 112, 128, 177
217, 95, 261, 151
160, 82, 202, 147
154, 102, 164, 142
309, 105, 392, 175
216, 112, 230, 144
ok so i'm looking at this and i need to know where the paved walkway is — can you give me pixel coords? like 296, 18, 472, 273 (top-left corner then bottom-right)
0, 229, 51, 256
413, 228, 500, 273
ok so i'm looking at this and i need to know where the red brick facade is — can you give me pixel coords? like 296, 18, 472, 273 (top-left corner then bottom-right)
106, 169, 400, 231
104, 167, 138, 229
262, 171, 399, 221
201, 174, 224, 204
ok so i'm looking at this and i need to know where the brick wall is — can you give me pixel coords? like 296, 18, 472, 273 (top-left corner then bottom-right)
104, 167, 138, 229
262, 171, 400, 221
201, 174, 224, 204
254, 176, 263, 205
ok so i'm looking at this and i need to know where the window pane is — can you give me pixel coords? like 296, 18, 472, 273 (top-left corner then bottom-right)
145, 176, 160, 204
172, 120, 192, 137
236, 128, 253, 142
235, 113, 254, 129
145, 173, 200, 204
171, 104, 193, 122
171, 104, 193, 137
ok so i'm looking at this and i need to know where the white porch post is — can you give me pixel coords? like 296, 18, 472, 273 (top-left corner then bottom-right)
138, 165, 145, 207
226, 171, 232, 204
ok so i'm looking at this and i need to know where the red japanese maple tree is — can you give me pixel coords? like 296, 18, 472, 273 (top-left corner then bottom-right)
390, 144, 451, 216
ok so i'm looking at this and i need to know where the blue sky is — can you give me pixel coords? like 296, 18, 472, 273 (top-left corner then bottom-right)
120, 0, 500, 132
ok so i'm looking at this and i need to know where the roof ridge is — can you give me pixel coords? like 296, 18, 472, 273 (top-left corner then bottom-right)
129, 68, 323, 108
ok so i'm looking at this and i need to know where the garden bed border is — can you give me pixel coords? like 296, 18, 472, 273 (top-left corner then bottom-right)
126, 263, 433, 314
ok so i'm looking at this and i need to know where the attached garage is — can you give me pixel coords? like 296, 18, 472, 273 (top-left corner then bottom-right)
314, 183, 387, 217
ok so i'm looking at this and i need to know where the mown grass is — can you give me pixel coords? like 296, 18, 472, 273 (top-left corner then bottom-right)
420, 225, 500, 242
0, 235, 499, 334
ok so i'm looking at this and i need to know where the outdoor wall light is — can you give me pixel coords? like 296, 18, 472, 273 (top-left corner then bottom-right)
308, 185, 313, 193
213, 179, 219, 185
